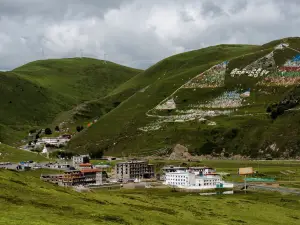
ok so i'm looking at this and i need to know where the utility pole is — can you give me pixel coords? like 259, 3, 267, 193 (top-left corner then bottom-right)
41, 47, 45, 59
104, 53, 107, 64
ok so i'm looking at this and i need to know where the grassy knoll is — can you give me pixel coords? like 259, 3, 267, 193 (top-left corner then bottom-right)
1, 169, 300, 225
13, 58, 142, 103
0, 143, 47, 162
0, 58, 141, 144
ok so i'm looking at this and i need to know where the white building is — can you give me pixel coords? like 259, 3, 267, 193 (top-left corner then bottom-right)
163, 171, 233, 190
36, 137, 70, 147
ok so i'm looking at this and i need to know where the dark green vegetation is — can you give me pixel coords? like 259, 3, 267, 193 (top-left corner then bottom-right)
69, 37, 300, 158
0, 58, 141, 144
0, 143, 46, 162
1, 168, 300, 225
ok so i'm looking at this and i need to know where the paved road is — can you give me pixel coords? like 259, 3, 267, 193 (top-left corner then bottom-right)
234, 182, 300, 195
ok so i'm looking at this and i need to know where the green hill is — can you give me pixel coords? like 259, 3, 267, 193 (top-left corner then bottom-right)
1, 169, 300, 225
0, 143, 47, 162
0, 58, 141, 144
68, 37, 300, 158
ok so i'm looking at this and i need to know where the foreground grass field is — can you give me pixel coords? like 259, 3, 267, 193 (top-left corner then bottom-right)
0, 168, 300, 225
0, 143, 46, 162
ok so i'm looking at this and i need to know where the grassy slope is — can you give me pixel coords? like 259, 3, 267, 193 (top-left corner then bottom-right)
0, 58, 141, 144
0, 143, 46, 162
13, 58, 142, 102
68, 44, 262, 154
1, 169, 300, 225
69, 38, 300, 157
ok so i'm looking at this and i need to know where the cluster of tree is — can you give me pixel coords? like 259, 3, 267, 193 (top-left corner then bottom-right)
267, 86, 300, 120
45, 128, 52, 135
85, 144, 104, 159
76, 125, 84, 132
49, 150, 75, 159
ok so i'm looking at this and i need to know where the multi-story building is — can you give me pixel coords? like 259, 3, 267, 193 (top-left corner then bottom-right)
72, 155, 90, 167
164, 171, 233, 190
115, 161, 155, 181
80, 168, 107, 185
40, 174, 64, 184
41, 168, 107, 187
61, 170, 85, 186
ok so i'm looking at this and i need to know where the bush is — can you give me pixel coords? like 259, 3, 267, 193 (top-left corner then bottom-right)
45, 128, 52, 135
29, 129, 36, 134
55, 126, 60, 132
113, 101, 121, 107
76, 126, 84, 132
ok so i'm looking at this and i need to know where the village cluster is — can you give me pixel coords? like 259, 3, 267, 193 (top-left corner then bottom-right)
0, 154, 234, 191
40, 156, 233, 191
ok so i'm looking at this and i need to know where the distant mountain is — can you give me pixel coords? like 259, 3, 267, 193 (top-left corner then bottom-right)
68, 37, 300, 158
0, 58, 142, 144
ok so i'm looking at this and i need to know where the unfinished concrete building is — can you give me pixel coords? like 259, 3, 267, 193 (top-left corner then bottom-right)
72, 155, 90, 167
115, 161, 155, 181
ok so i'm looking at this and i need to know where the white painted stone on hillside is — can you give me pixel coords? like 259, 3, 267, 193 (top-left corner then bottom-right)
155, 98, 176, 110
275, 43, 289, 50
42, 145, 48, 154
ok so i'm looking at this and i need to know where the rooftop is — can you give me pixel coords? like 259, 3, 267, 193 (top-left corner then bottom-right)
79, 163, 92, 167
80, 169, 101, 173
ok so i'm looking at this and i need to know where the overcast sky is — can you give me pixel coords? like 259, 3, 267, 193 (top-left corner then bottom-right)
0, 0, 299, 70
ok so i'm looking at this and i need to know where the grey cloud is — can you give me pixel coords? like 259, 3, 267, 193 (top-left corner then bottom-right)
0, 0, 299, 70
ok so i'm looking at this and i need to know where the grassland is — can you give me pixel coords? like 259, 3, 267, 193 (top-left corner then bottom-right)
0, 143, 46, 162
68, 44, 261, 153
1, 168, 300, 225
0, 58, 141, 144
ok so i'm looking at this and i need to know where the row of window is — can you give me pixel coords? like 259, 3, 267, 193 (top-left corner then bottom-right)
168, 182, 186, 186
167, 178, 187, 182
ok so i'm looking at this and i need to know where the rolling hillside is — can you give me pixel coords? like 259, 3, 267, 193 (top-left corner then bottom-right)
0, 58, 141, 144
0, 143, 47, 162
68, 37, 300, 158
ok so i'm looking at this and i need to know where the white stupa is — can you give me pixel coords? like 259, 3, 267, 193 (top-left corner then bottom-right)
42, 145, 48, 154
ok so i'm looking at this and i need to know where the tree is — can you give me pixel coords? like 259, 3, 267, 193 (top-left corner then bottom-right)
29, 129, 36, 134
45, 128, 52, 135
76, 125, 84, 132
82, 156, 90, 163
55, 126, 60, 132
